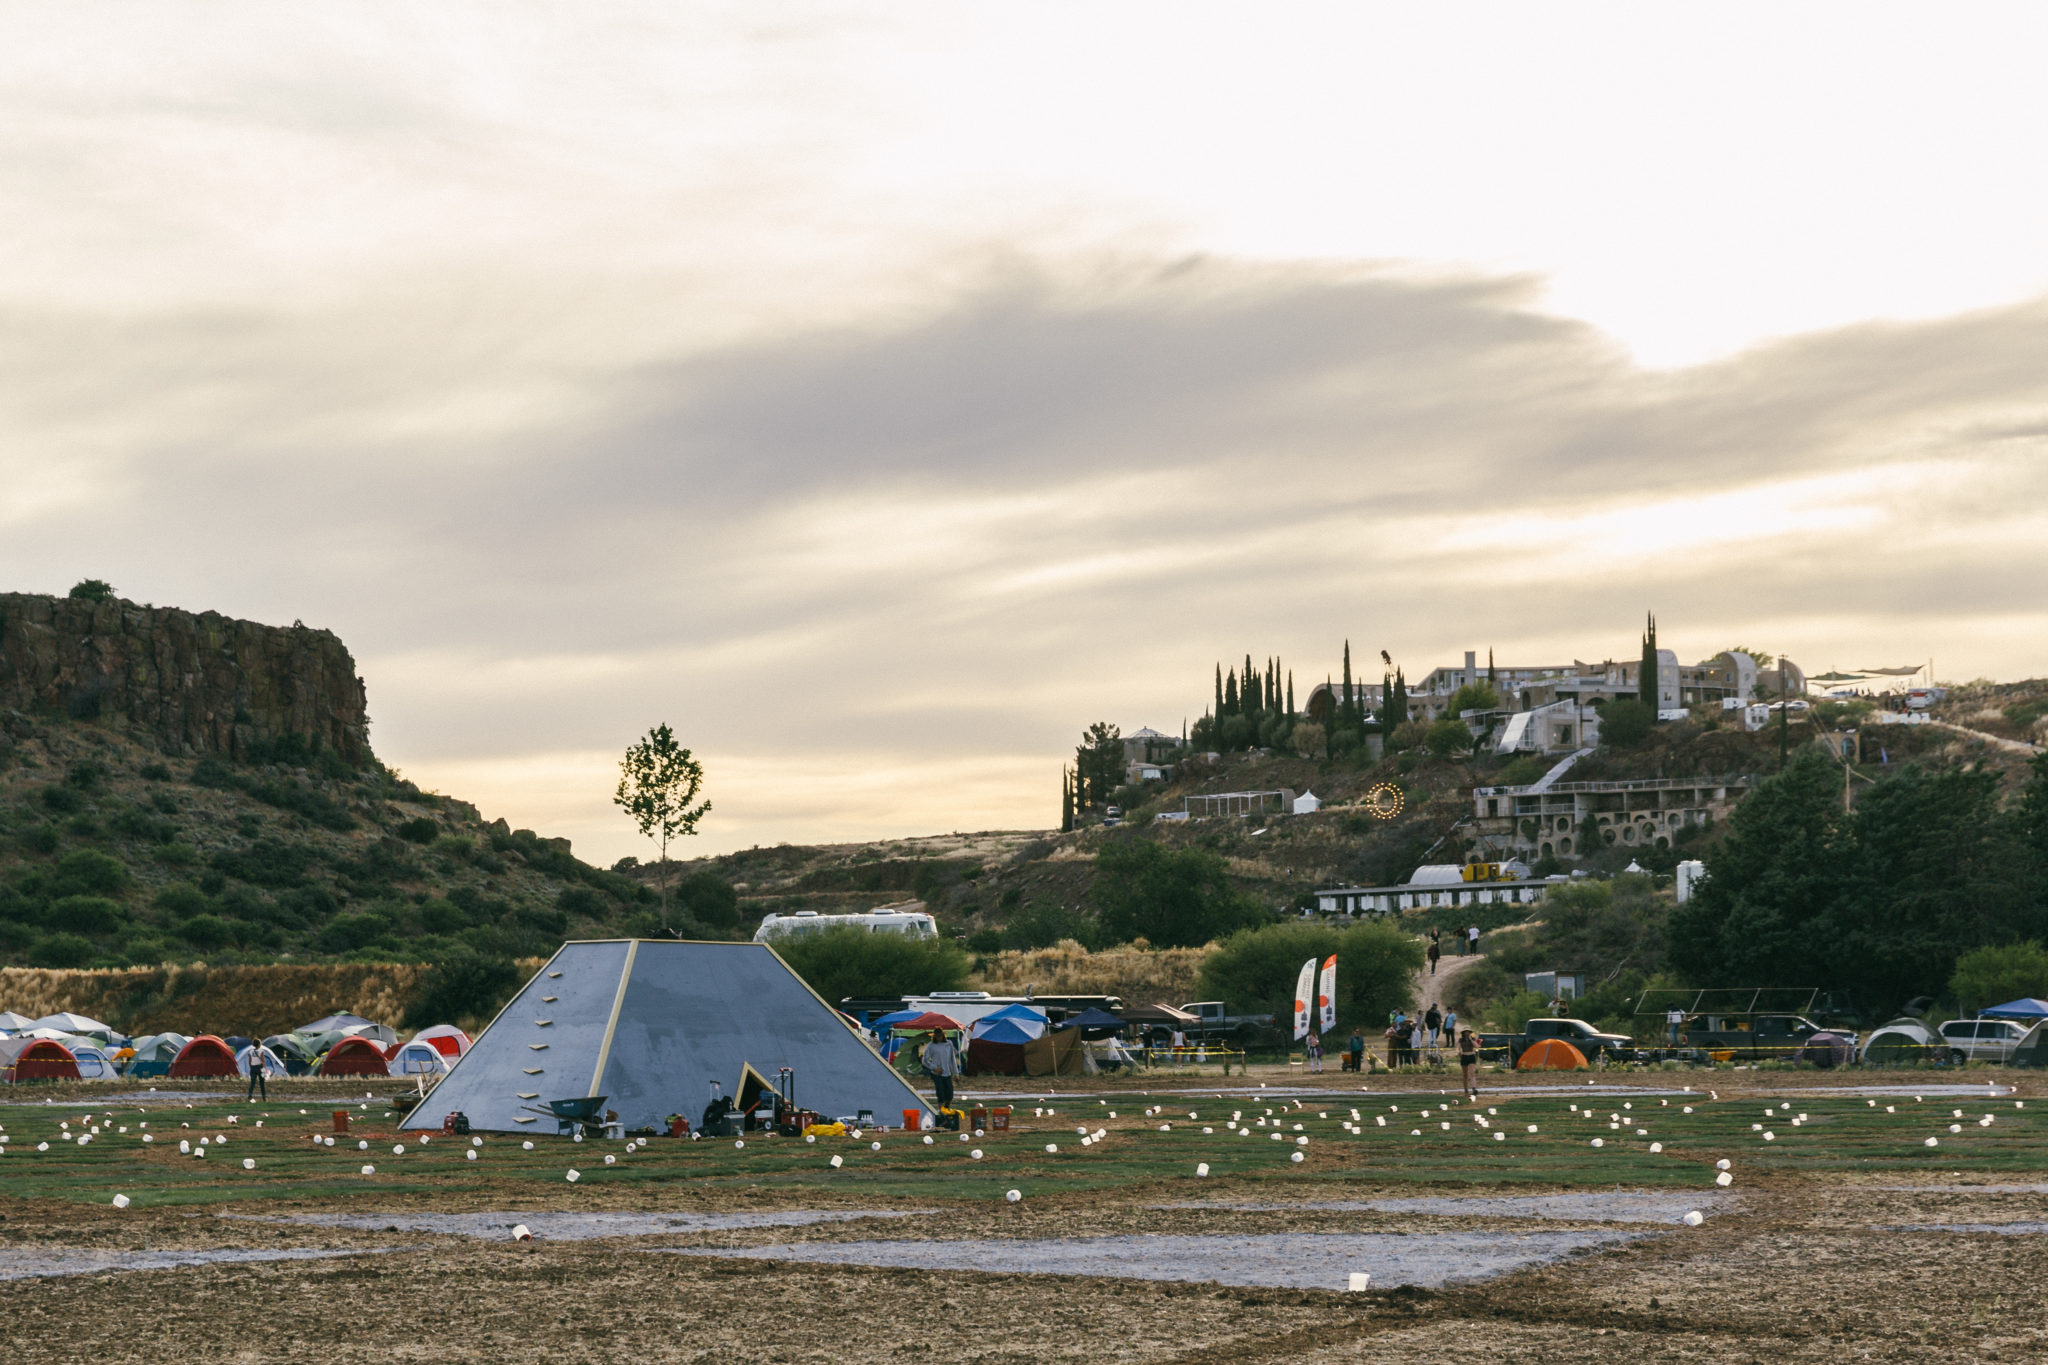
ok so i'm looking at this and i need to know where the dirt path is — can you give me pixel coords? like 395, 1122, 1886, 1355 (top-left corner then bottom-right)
1413, 940, 1484, 1014
1930, 718, 2044, 755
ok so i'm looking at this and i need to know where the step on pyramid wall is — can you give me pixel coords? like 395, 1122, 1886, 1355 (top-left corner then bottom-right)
402, 940, 932, 1134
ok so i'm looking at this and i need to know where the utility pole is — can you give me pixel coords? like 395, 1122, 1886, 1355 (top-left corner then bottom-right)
1778, 666, 1789, 773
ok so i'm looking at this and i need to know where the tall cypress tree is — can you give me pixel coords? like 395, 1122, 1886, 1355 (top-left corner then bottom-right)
1488, 649, 1496, 687
1060, 767, 1074, 832
1640, 612, 1661, 716
1225, 669, 1239, 715
1214, 663, 1224, 719
1391, 668, 1409, 727
1341, 641, 1354, 727
1286, 671, 1294, 717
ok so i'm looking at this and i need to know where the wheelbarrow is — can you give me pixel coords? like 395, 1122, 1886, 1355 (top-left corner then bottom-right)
519, 1095, 612, 1139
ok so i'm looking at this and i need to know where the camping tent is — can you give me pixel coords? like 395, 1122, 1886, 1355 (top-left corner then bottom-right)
169, 1035, 242, 1078
299, 1013, 398, 1045
30, 1012, 114, 1040
400, 939, 933, 1135
1516, 1038, 1589, 1070
1795, 1032, 1855, 1068
236, 1044, 288, 1078
1860, 1019, 1939, 1065
319, 1036, 393, 1077
974, 1005, 1049, 1040
890, 1012, 963, 1033
0, 1010, 36, 1032
262, 1034, 318, 1075
125, 1033, 190, 1077
410, 1025, 471, 1058
1982, 998, 2048, 1021
1022, 1027, 1089, 1076
0, 1037, 81, 1082
1057, 1007, 1126, 1037
389, 1040, 451, 1076
70, 1044, 122, 1080
2011, 1021, 2048, 1069
964, 1018, 1038, 1076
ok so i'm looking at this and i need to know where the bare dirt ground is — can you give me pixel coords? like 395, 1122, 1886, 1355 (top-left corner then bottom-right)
3, 1071, 2041, 1364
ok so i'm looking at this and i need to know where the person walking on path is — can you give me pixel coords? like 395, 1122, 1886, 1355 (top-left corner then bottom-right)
1457, 1028, 1480, 1099
1466, 924, 1481, 955
1305, 1031, 1324, 1074
1347, 1028, 1365, 1073
919, 1029, 960, 1111
245, 1047, 266, 1101
1426, 934, 1441, 976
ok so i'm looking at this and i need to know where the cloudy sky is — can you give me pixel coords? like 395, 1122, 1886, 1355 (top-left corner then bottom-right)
5, 4, 2047, 862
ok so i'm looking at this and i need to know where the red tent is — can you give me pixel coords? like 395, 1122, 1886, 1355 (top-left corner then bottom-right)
1, 1037, 81, 1082
890, 1012, 962, 1032
169, 1034, 241, 1078
318, 1035, 391, 1077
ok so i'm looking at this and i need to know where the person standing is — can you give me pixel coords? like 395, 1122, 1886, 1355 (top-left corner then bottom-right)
1305, 1030, 1324, 1074
1457, 1028, 1480, 1099
1424, 1003, 1443, 1053
1466, 924, 1481, 955
919, 1029, 959, 1111
1347, 1027, 1365, 1073
1443, 1008, 1458, 1045
1666, 1006, 1686, 1048
1384, 1021, 1400, 1071
1426, 935, 1441, 976
245, 1045, 267, 1101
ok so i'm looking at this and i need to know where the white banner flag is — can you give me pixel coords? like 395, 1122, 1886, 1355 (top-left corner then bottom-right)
1318, 954, 1337, 1033
1293, 957, 1315, 1040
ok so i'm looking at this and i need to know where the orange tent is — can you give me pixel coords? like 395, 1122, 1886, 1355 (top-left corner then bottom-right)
168, 1034, 241, 1078
318, 1035, 391, 1077
0, 1037, 81, 1082
1516, 1038, 1590, 1071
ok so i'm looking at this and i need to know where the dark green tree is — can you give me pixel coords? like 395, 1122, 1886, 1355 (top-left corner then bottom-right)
1076, 722, 1122, 806
1640, 611, 1661, 716
1093, 840, 1267, 947
1060, 766, 1075, 832
1598, 698, 1655, 747
613, 723, 711, 922
1195, 921, 1421, 1031
771, 925, 971, 1004
67, 579, 116, 603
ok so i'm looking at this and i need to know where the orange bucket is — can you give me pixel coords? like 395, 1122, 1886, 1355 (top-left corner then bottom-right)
332, 1109, 351, 1133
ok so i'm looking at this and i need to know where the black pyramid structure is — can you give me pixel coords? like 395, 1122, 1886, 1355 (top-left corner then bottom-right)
402, 939, 932, 1134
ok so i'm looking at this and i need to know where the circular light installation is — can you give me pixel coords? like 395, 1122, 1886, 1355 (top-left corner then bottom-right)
1365, 783, 1405, 820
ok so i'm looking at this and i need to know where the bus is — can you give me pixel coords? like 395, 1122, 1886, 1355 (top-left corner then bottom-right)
752, 906, 938, 943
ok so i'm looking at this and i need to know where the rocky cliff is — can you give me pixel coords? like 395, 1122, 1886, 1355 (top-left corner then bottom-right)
0, 592, 370, 761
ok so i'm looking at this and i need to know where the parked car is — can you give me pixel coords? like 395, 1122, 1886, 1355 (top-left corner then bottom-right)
1674, 1013, 1853, 1062
1178, 1001, 1276, 1043
1513, 1017, 1638, 1064
1938, 1018, 2031, 1065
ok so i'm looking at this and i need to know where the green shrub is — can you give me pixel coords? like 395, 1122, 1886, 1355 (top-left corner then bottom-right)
770, 925, 971, 1006
16, 824, 59, 855
55, 849, 129, 895
1094, 840, 1267, 948
67, 578, 115, 603
675, 870, 740, 928
1425, 718, 1473, 757
396, 816, 440, 844
1598, 699, 1654, 747
155, 842, 199, 866
190, 758, 242, 790
39, 785, 84, 814
404, 953, 523, 1029
1485, 988, 1553, 1031
48, 894, 125, 937
1000, 900, 1099, 951
1195, 920, 1421, 1033
211, 838, 314, 888
316, 912, 394, 954
138, 762, 174, 782
418, 898, 471, 934
29, 932, 97, 967
154, 883, 213, 920
430, 834, 475, 862
0, 919, 40, 955
177, 915, 237, 951
558, 885, 608, 921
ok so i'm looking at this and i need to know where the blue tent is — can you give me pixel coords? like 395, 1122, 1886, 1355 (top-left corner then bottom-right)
870, 1009, 925, 1030
969, 1018, 1038, 1046
1057, 1007, 1127, 1035
1981, 998, 2048, 1020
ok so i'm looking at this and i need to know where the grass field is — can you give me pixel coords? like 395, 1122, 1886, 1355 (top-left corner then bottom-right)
4, 1080, 2036, 1210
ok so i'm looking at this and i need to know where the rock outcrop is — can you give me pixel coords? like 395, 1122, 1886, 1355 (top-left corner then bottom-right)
0, 592, 370, 761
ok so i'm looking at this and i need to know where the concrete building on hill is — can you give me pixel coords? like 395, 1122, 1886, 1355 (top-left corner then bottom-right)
1467, 773, 1753, 860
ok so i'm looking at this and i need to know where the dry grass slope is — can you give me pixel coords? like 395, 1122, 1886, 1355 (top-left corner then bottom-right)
0, 962, 434, 1036
972, 940, 1214, 1007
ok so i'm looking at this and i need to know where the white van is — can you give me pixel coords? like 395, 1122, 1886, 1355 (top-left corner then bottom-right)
753, 907, 938, 943
1938, 1017, 2030, 1064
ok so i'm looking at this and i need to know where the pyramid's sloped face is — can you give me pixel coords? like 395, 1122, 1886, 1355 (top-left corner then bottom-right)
403, 940, 929, 1134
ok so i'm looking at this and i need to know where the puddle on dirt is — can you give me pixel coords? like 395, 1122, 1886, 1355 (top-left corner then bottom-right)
1157, 1191, 1730, 1224
244, 1209, 924, 1240
0, 1247, 392, 1281
1876, 1184, 2048, 1195
673, 1229, 1643, 1291
1885, 1223, 2048, 1237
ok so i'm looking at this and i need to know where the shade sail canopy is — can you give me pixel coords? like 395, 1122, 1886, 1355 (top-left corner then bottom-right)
401, 940, 931, 1135
299, 1012, 378, 1033
1056, 1008, 1126, 1035
30, 1012, 113, 1036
